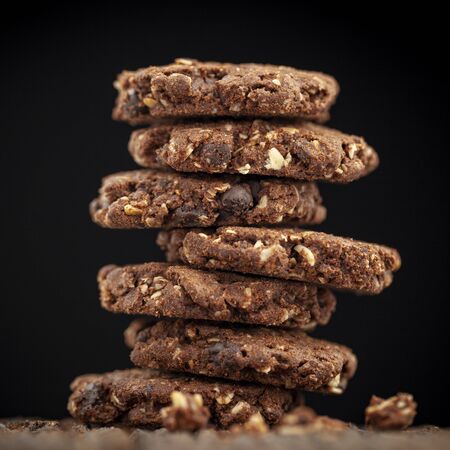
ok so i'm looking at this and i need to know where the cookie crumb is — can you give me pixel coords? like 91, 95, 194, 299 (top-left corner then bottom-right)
276, 405, 349, 434
230, 412, 269, 434
161, 391, 210, 432
365, 392, 417, 430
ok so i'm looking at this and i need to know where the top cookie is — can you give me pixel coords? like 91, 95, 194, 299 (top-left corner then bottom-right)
113, 59, 339, 123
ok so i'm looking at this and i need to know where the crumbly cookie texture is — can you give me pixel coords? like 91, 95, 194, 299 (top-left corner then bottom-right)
89, 170, 325, 229
68, 369, 293, 429
128, 319, 357, 391
129, 120, 378, 183
113, 59, 338, 123
156, 228, 194, 263
365, 393, 417, 430
98, 262, 336, 329
156, 227, 401, 295
276, 405, 349, 434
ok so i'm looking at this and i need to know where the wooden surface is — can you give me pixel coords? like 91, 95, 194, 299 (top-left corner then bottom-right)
1, 419, 449, 450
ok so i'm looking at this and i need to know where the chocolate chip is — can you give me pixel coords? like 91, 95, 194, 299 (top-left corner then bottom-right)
198, 143, 232, 169
220, 185, 253, 216
207, 342, 241, 367
248, 181, 261, 200
171, 205, 208, 226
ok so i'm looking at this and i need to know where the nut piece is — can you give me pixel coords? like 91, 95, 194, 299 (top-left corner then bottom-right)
326, 374, 343, 394
254, 240, 264, 249
365, 392, 417, 430
175, 58, 194, 65
346, 143, 358, 159
231, 412, 269, 434
173, 141, 194, 161
123, 204, 143, 216
215, 391, 235, 405
256, 195, 268, 209
277, 406, 349, 435
256, 365, 273, 374
282, 127, 299, 135
294, 245, 316, 266
143, 96, 158, 108
161, 391, 210, 432
259, 244, 282, 263
150, 291, 162, 300
231, 401, 251, 415
265, 147, 286, 170
152, 276, 168, 290
237, 164, 251, 174
139, 284, 149, 294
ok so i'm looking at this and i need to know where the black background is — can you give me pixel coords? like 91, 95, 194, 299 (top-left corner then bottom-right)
1, 4, 449, 426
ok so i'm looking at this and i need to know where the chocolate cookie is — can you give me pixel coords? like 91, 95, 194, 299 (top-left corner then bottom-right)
113, 59, 338, 123
98, 262, 336, 329
68, 369, 293, 429
89, 170, 326, 228
156, 227, 401, 294
129, 120, 378, 183
128, 319, 357, 391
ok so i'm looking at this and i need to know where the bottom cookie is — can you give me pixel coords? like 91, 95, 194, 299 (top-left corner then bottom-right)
68, 369, 294, 429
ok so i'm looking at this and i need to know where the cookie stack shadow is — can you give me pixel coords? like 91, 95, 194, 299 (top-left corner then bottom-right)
68, 59, 401, 430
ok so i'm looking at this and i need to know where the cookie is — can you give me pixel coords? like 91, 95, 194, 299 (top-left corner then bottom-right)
129, 120, 378, 183
113, 59, 339, 123
89, 170, 326, 229
128, 319, 357, 391
156, 227, 401, 294
98, 262, 336, 329
68, 369, 293, 429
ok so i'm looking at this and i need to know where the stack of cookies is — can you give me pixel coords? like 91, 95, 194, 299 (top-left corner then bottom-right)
68, 59, 401, 430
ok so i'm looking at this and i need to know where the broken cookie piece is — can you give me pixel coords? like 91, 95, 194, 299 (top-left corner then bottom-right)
161, 391, 210, 431
365, 393, 417, 430
277, 405, 349, 434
